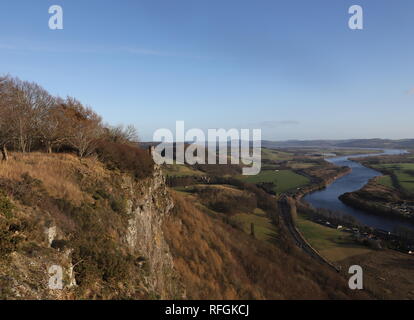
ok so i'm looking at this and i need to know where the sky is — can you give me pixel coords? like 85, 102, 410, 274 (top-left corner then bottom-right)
0, 0, 413, 141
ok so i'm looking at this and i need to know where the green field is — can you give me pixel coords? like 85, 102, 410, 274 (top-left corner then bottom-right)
296, 213, 372, 262
377, 175, 394, 189
261, 148, 293, 161
239, 169, 309, 193
163, 164, 204, 177
374, 163, 414, 193
232, 208, 278, 243
287, 161, 315, 169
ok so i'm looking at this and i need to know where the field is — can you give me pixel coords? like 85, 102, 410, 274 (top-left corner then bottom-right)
377, 175, 394, 189
239, 169, 309, 193
373, 163, 414, 193
231, 208, 278, 243
338, 249, 414, 299
261, 148, 293, 161
163, 164, 204, 177
296, 213, 373, 263
173, 183, 279, 245
286, 161, 315, 169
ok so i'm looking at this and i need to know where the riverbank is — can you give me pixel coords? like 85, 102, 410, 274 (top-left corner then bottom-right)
279, 149, 414, 299
339, 178, 414, 222
295, 207, 414, 299
339, 153, 414, 223
293, 166, 352, 200
301, 149, 414, 232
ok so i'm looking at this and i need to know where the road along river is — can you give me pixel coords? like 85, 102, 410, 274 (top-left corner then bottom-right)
303, 149, 414, 233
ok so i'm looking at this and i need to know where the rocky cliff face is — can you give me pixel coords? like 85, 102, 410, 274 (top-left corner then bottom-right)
124, 165, 183, 299
0, 154, 183, 300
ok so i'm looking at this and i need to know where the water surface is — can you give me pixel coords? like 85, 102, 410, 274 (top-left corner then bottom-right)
303, 149, 414, 232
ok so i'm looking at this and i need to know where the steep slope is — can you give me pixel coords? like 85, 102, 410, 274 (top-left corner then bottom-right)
163, 192, 370, 299
0, 152, 182, 299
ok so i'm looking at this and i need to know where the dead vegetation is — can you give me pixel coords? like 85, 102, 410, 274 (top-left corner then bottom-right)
338, 250, 414, 299
0, 152, 107, 205
0, 152, 156, 299
163, 192, 370, 300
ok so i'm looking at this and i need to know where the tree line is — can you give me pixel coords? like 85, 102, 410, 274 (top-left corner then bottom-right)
0, 75, 139, 161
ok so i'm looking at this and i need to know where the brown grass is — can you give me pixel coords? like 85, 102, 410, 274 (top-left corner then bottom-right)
0, 152, 108, 205
338, 250, 414, 299
163, 192, 370, 300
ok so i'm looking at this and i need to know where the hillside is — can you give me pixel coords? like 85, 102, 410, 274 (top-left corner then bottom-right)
0, 152, 182, 299
0, 152, 371, 300
164, 192, 366, 299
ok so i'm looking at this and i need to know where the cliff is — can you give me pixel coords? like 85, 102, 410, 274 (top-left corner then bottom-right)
0, 152, 183, 299
123, 165, 183, 298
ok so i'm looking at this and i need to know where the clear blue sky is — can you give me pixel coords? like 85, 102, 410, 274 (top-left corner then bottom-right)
0, 0, 413, 141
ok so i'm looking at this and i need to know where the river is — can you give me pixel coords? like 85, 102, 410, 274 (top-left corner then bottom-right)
303, 149, 414, 232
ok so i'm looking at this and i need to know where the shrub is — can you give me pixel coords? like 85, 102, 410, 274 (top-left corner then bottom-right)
60, 201, 134, 287
51, 239, 68, 251
73, 238, 133, 284
256, 182, 277, 195
96, 140, 154, 179
93, 188, 110, 200
110, 196, 126, 214
192, 186, 257, 215
0, 173, 46, 207
0, 192, 14, 219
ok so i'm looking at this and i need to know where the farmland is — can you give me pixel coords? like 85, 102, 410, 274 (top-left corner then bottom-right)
296, 213, 373, 263
239, 170, 309, 194
372, 163, 414, 194
163, 164, 205, 177
231, 208, 278, 243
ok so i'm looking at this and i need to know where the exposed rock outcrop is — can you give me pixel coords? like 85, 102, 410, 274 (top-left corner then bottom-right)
124, 165, 183, 299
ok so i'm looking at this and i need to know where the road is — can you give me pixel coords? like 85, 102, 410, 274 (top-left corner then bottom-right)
278, 196, 340, 272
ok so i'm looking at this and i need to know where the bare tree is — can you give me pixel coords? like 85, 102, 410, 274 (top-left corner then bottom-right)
104, 124, 139, 146
5, 78, 54, 152
38, 98, 71, 153
63, 97, 103, 158
0, 77, 16, 160
0, 75, 141, 161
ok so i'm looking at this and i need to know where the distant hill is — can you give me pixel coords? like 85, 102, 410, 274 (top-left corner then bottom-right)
261, 139, 414, 150
144, 139, 414, 152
